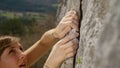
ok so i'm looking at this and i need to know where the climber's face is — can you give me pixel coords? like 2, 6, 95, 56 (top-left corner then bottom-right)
0, 42, 27, 68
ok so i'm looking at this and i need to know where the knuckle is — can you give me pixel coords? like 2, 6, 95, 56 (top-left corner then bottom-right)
66, 26, 71, 31
71, 47, 74, 52
59, 46, 65, 51
67, 36, 72, 40
70, 41, 74, 45
70, 53, 74, 56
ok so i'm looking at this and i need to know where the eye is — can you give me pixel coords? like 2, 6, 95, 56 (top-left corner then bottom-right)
19, 47, 24, 51
9, 49, 15, 54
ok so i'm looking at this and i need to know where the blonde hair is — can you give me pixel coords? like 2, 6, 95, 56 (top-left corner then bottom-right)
0, 36, 20, 56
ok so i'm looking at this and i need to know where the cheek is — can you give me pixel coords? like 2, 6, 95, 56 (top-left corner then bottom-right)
1, 55, 18, 68
6, 55, 18, 64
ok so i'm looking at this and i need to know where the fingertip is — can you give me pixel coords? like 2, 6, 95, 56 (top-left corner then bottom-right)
66, 10, 76, 15
72, 10, 76, 15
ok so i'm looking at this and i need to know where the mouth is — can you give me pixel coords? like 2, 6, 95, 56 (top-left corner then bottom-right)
19, 63, 26, 68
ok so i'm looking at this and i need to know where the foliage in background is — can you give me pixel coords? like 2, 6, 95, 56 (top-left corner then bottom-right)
0, 12, 38, 36
0, 18, 26, 35
0, 0, 57, 68
0, 10, 56, 68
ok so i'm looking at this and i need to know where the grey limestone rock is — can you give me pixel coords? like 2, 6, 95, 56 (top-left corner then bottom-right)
57, 0, 120, 68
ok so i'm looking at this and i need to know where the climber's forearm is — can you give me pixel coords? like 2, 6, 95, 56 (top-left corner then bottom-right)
24, 29, 59, 67
43, 63, 60, 68
24, 10, 78, 67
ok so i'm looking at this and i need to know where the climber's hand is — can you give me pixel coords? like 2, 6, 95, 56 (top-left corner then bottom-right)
53, 10, 79, 39
44, 32, 79, 68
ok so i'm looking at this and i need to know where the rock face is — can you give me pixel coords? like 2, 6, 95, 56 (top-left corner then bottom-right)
56, 0, 120, 68
56, 0, 81, 68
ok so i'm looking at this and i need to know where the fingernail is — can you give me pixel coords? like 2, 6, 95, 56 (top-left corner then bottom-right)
70, 10, 76, 14
73, 11, 76, 14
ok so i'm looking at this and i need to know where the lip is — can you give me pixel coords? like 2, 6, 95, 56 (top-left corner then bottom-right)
19, 62, 27, 68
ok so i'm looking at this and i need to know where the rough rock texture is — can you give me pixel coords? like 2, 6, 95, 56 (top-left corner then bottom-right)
75, 0, 108, 68
94, 0, 120, 68
56, 0, 120, 68
56, 0, 81, 68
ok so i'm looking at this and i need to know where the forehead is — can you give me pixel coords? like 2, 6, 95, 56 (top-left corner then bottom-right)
1, 42, 21, 50
0, 36, 20, 50
2, 42, 21, 51
0, 43, 23, 61
0, 42, 22, 55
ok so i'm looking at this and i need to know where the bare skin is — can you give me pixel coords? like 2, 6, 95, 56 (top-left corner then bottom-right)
25, 10, 79, 67
44, 33, 79, 68
0, 10, 79, 68
0, 42, 27, 68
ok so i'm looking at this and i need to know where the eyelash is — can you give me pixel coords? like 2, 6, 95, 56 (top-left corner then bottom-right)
20, 47, 24, 51
9, 49, 15, 54
9, 47, 23, 54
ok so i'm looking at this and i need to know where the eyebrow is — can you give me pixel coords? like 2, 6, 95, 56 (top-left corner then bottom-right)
0, 46, 11, 56
3, 45, 23, 51
2, 46, 11, 51
19, 46, 24, 51
0, 43, 23, 56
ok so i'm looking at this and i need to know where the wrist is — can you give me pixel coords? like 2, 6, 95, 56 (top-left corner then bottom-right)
51, 29, 60, 39
44, 64, 50, 68
44, 61, 60, 68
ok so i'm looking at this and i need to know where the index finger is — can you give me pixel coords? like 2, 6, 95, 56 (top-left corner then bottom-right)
57, 32, 79, 45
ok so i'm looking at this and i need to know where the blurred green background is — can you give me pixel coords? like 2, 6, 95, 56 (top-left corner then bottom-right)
0, 0, 58, 68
